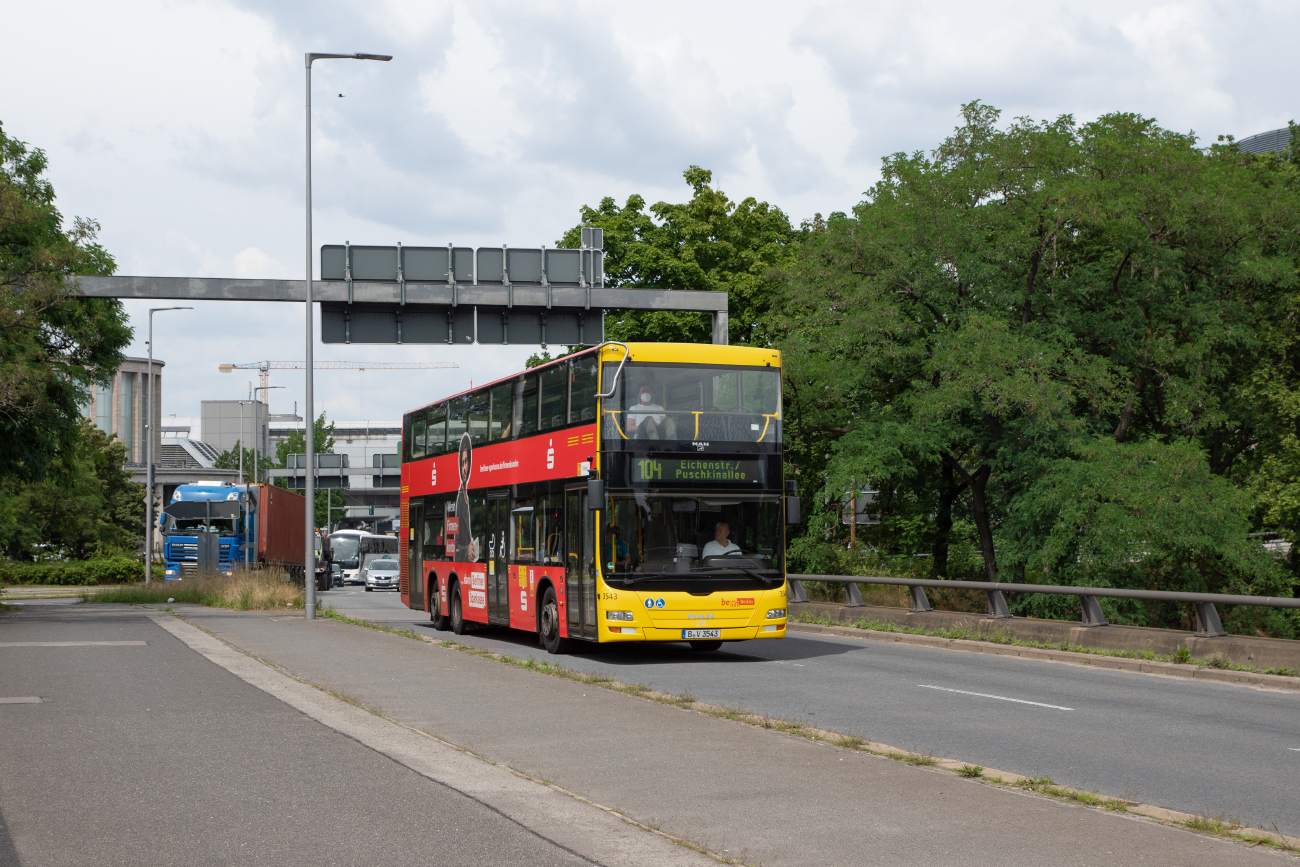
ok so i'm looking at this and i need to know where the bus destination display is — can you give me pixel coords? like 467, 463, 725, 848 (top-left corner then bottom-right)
632, 458, 764, 484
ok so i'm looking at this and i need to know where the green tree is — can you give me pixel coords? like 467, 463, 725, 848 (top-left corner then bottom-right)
777, 103, 1299, 631
0, 122, 131, 482
272, 413, 336, 527
0, 421, 144, 560
213, 440, 276, 483
560, 166, 803, 346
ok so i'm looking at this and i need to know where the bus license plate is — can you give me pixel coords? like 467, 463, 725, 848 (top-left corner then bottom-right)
683, 629, 721, 639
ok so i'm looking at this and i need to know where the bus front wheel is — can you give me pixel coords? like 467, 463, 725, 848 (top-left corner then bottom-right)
538, 586, 569, 655
450, 584, 468, 635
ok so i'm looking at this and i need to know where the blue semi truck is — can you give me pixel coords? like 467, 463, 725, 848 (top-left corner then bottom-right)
159, 482, 331, 591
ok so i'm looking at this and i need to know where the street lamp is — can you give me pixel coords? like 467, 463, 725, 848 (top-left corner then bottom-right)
304, 50, 392, 619
145, 306, 192, 588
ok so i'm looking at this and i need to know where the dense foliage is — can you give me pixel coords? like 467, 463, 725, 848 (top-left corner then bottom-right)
0, 422, 144, 561
559, 166, 803, 346
576, 106, 1300, 636
0, 554, 143, 586
0, 122, 131, 482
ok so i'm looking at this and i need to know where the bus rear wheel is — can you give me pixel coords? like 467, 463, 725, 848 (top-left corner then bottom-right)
689, 640, 723, 652
430, 587, 450, 631
450, 584, 468, 635
538, 586, 569, 655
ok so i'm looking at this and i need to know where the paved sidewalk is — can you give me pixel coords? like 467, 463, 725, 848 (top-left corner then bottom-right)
178, 604, 1283, 867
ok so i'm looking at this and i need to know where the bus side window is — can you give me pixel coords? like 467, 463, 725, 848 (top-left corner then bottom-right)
540, 362, 568, 431
570, 354, 598, 423
512, 498, 535, 562
412, 418, 427, 459
423, 501, 444, 562
447, 396, 467, 448
426, 406, 447, 456
468, 389, 490, 446
470, 493, 487, 562
490, 382, 513, 440
520, 375, 539, 437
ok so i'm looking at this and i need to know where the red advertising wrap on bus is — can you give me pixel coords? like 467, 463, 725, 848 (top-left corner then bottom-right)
403, 426, 597, 499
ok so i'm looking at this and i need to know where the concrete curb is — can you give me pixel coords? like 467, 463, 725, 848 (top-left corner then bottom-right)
789, 621, 1300, 691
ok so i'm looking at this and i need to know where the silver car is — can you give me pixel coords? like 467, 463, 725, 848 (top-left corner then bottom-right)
364, 556, 400, 591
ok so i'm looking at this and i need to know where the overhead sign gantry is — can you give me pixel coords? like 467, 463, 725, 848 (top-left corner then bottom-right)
74, 229, 731, 344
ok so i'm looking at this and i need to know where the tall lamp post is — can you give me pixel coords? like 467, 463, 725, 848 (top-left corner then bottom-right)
145, 306, 191, 588
304, 50, 391, 619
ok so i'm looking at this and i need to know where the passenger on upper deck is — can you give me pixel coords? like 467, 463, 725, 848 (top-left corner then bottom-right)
626, 383, 677, 439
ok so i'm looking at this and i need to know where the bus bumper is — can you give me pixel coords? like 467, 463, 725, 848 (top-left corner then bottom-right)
600, 624, 786, 642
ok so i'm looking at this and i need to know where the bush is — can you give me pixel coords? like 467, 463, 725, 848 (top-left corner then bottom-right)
89, 570, 303, 610
0, 556, 143, 586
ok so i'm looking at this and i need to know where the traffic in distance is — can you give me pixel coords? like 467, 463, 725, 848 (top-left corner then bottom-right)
329, 529, 400, 585
400, 342, 798, 653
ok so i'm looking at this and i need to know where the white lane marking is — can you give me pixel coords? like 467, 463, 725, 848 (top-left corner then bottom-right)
0, 697, 42, 703
919, 684, 1074, 711
0, 641, 147, 647
1290, 748, 1300, 752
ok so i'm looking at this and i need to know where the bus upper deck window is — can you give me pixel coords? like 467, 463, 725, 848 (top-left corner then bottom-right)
570, 355, 598, 423
426, 408, 447, 455
412, 419, 427, 459
520, 375, 539, 436
447, 396, 467, 448
540, 362, 568, 431
468, 389, 490, 446
490, 382, 513, 440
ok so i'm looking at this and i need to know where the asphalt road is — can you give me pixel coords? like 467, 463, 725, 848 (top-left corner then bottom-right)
0, 604, 595, 867
328, 585, 1300, 836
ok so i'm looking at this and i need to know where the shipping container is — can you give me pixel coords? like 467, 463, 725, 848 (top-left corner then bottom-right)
256, 484, 306, 567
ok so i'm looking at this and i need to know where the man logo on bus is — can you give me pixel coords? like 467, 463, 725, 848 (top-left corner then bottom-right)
455, 432, 473, 562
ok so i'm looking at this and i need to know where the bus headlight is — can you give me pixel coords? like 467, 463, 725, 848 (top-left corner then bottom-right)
606, 611, 634, 621
766, 608, 786, 619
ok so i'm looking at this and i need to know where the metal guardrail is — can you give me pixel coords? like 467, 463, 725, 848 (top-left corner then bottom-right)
787, 575, 1300, 638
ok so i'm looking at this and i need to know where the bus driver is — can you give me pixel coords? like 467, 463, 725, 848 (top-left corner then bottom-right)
701, 522, 741, 558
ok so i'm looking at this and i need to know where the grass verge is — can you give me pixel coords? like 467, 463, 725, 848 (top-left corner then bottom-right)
86, 570, 309, 611
795, 611, 1300, 677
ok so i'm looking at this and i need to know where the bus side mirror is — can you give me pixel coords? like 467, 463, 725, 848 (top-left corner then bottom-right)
587, 479, 605, 510
785, 496, 801, 525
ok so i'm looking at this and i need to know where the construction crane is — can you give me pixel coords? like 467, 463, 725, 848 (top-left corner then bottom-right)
219, 360, 458, 398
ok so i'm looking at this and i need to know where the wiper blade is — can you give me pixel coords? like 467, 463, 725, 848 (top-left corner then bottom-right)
619, 574, 673, 586
687, 566, 780, 585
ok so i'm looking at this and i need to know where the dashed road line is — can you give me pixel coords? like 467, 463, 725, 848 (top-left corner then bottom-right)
919, 684, 1074, 711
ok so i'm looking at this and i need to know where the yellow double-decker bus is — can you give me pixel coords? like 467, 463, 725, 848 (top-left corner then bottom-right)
399, 341, 796, 652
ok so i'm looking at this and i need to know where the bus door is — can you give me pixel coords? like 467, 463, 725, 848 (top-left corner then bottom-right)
486, 490, 510, 625
565, 488, 597, 640
408, 500, 424, 609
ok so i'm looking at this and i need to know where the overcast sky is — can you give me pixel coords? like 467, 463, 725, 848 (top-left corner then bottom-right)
4, 0, 1296, 426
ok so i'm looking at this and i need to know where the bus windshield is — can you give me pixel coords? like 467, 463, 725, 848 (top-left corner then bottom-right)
602, 363, 781, 444
330, 535, 360, 568
603, 492, 784, 585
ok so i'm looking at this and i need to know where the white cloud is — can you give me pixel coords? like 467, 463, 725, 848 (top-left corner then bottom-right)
4, 0, 1296, 424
